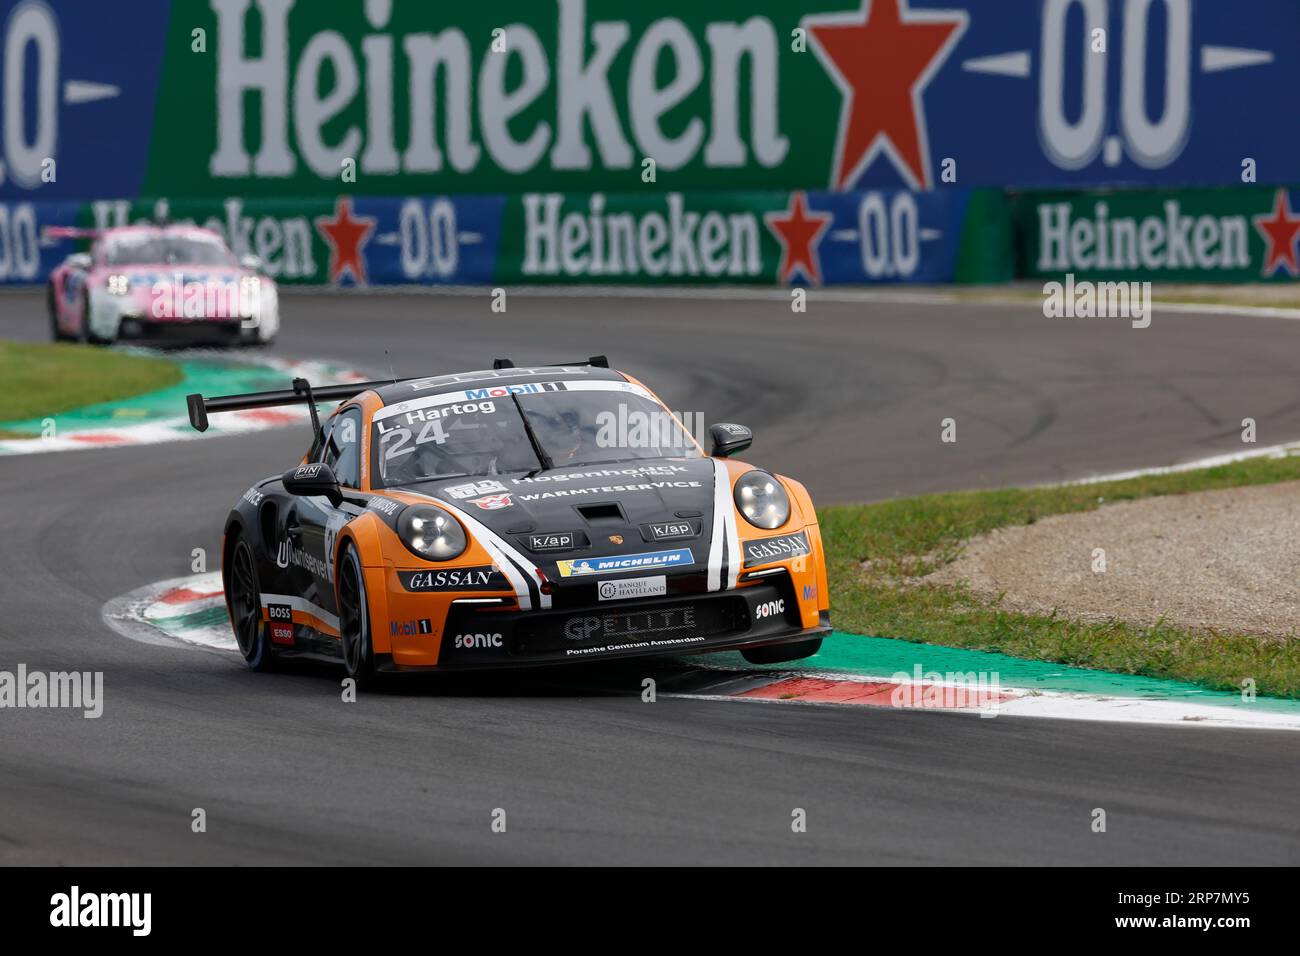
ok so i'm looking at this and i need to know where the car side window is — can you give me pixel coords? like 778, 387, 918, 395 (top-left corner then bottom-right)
324, 408, 363, 489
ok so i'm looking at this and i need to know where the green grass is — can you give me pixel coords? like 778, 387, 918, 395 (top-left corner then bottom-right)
820, 455, 1300, 698
0, 342, 182, 428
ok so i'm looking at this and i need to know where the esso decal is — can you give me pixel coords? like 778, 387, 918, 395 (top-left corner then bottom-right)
754, 599, 785, 619
454, 633, 502, 649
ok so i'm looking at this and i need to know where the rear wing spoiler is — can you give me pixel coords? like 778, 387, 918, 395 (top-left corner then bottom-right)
186, 378, 406, 432
493, 355, 608, 369
42, 226, 101, 241
187, 355, 614, 431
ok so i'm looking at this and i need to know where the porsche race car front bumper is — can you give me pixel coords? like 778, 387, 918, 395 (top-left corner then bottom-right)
377, 577, 829, 672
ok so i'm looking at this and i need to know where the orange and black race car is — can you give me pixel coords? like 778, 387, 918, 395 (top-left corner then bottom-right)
187, 358, 830, 683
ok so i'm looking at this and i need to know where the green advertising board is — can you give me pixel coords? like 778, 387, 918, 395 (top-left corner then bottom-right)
1016, 187, 1300, 283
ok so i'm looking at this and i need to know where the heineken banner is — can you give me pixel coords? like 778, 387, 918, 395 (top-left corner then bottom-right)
0, 188, 1012, 285
1016, 186, 1300, 283
0, 0, 1296, 204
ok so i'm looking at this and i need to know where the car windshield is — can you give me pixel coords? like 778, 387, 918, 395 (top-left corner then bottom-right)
371, 387, 702, 488
103, 234, 235, 267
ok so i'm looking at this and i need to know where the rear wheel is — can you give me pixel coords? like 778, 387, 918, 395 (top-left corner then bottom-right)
741, 637, 822, 665
228, 535, 275, 671
338, 544, 376, 687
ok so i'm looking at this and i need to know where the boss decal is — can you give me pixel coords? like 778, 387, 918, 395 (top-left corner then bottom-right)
742, 531, 811, 568
399, 567, 511, 591
267, 603, 295, 644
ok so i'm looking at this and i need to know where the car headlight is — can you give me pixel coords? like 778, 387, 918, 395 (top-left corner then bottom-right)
397, 506, 467, 561
106, 274, 129, 295
734, 470, 790, 530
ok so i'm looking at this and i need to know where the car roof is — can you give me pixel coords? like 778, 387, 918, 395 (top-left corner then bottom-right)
369, 365, 628, 406
99, 224, 227, 243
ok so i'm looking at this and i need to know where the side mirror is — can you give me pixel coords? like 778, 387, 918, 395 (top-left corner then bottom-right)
709, 422, 752, 458
239, 254, 264, 273
67, 253, 92, 270
282, 462, 343, 506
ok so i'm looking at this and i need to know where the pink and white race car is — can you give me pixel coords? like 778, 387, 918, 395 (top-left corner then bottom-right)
46, 224, 280, 346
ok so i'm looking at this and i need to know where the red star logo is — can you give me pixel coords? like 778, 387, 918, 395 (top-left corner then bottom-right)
315, 197, 376, 285
1253, 189, 1300, 277
806, 0, 967, 190
764, 191, 832, 284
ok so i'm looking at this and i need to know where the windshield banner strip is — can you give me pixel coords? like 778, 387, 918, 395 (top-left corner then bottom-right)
373, 380, 652, 423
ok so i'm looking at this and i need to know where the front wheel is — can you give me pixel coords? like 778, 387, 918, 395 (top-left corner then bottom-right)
80, 290, 112, 345
741, 637, 822, 665
338, 544, 376, 687
228, 535, 276, 671
48, 285, 69, 341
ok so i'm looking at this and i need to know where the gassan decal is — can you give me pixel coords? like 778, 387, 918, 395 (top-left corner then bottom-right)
556, 548, 693, 578
743, 531, 811, 568
527, 532, 578, 552
399, 567, 510, 591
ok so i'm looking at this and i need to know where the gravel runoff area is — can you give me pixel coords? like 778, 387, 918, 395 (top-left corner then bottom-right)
926, 481, 1300, 640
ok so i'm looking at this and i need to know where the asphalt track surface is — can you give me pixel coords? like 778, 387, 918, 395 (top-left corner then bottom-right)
1, 288, 1298, 864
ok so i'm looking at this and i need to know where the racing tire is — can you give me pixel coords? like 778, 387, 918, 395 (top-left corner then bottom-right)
741, 637, 822, 665
48, 285, 69, 341
80, 289, 111, 346
228, 535, 276, 672
338, 543, 377, 687
238, 316, 277, 348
